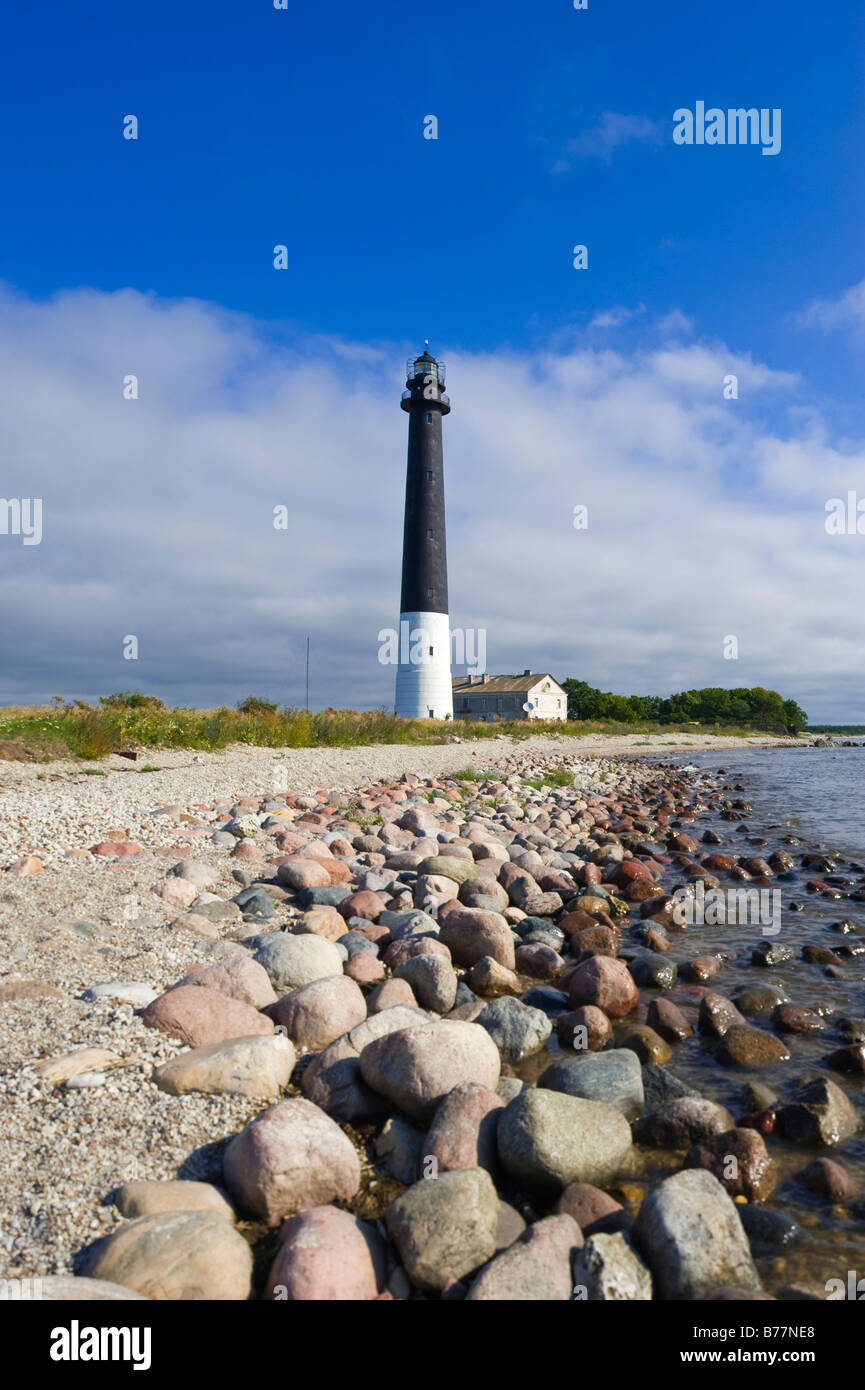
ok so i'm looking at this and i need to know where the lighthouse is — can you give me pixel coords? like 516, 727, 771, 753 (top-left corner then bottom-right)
394, 345, 453, 720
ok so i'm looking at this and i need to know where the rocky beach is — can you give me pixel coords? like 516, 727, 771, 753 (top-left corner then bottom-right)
1, 735, 863, 1302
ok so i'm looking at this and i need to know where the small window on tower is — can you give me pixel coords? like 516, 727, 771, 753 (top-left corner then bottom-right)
426, 529, 434, 539
426, 413, 433, 423
426, 588, 433, 599
426, 470, 433, 481
429, 646, 434, 657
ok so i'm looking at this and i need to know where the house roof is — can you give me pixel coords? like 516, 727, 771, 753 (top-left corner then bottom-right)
451, 673, 564, 695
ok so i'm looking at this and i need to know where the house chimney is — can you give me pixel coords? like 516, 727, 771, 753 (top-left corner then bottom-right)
523, 669, 532, 676
482, 673, 489, 684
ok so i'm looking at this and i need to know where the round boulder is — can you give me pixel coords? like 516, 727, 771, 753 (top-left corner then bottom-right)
222, 1097, 361, 1225
498, 1088, 632, 1191
359, 1020, 501, 1124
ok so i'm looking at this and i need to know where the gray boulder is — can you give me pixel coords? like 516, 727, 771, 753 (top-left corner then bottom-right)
573, 1232, 653, 1300
632, 1168, 762, 1299
539, 1050, 644, 1120
253, 933, 342, 992
475, 996, 552, 1063
498, 1088, 632, 1191
385, 1168, 499, 1291
394, 955, 458, 1014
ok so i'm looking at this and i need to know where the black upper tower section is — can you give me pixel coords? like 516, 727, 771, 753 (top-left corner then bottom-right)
399, 347, 451, 616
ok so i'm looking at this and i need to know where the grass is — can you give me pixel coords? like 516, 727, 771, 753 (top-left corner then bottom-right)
522, 767, 577, 789
0, 697, 800, 764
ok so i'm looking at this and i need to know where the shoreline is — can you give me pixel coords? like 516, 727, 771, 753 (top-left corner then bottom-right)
0, 744, 862, 1300
0, 729, 808, 795
0, 733, 807, 872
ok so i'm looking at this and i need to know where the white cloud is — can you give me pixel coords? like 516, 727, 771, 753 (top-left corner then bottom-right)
553, 112, 664, 170
589, 305, 646, 330
0, 285, 863, 721
793, 277, 865, 332
656, 309, 694, 338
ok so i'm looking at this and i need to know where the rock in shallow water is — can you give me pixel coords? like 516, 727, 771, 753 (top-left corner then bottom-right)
573, 1231, 653, 1301
738, 1204, 800, 1254
632, 1169, 762, 1300
568, 956, 638, 1017
634, 1096, 735, 1148
777, 1077, 860, 1146
685, 1127, 777, 1202
715, 1025, 791, 1068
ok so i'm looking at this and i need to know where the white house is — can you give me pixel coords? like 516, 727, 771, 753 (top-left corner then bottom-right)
451, 671, 567, 722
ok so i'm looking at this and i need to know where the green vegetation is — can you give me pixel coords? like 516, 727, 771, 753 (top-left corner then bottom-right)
0, 687, 806, 764
806, 725, 865, 734
562, 680, 807, 735
522, 767, 576, 789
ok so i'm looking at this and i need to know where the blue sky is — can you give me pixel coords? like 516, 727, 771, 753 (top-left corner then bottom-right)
1, 1, 864, 719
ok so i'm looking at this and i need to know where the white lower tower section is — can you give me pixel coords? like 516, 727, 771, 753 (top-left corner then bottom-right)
394, 611, 453, 720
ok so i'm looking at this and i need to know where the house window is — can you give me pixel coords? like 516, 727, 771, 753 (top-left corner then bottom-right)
497, 698, 503, 712
429, 646, 433, 657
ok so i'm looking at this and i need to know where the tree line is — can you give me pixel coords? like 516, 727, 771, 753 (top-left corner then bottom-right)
561, 680, 808, 734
